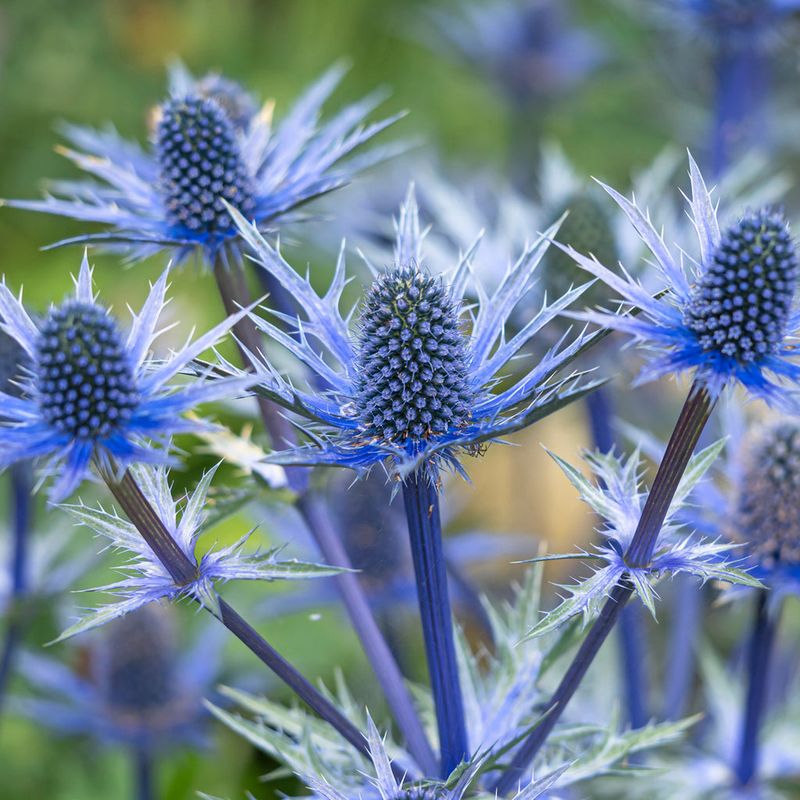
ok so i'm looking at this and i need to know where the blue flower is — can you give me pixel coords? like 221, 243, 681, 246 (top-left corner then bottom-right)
0, 253, 252, 501
13, 602, 223, 751
690, 405, 800, 606
558, 154, 800, 407
521, 441, 761, 639
223, 186, 597, 479
4, 65, 402, 266
424, 0, 604, 104
54, 463, 345, 640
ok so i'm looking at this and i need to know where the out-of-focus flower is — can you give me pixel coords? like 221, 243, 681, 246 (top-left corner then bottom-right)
558, 153, 800, 407
222, 186, 597, 479
14, 602, 222, 751
56, 463, 345, 640
424, 0, 604, 105
0, 254, 252, 501
5, 64, 402, 266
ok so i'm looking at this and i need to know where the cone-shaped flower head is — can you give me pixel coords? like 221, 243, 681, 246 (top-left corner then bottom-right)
155, 95, 256, 239
354, 267, 474, 446
559, 154, 800, 406
732, 419, 800, 570
6, 64, 401, 266
223, 186, 597, 479
0, 254, 252, 501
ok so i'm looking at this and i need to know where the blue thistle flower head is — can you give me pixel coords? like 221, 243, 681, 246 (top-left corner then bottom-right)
223, 186, 598, 480
5, 64, 402, 266
559, 154, 800, 408
425, 0, 604, 104
55, 463, 345, 640
0, 253, 253, 501
14, 603, 223, 750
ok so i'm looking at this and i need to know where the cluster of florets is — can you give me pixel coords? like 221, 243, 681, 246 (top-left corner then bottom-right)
156, 95, 255, 235
354, 266, 474, 445
194, 73, 258, 130
35, 301, 139, 441
548, 191, 617, 302
733, 419, 800, 567
684, 209, 798, 364
98, 604, 177, 723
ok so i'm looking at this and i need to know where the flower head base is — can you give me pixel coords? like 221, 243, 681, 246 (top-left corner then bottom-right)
0, 253, 253, 500
392, 790, 441, 800
684, 209, 798, 365
733, 419, 800, 568
36, 301, 139, 441
355, 267, 473, 446
559, 154, 800, 406
156, 95, 255, 238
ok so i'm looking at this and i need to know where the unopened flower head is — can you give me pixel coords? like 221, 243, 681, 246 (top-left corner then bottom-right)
559, 154, 800, 406
6, 64, 401, 266
732, 419, 800, 568
0, 254, 252, 500
225, 186, 597, 479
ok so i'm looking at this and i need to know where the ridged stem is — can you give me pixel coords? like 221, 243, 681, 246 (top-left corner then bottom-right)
494, 383, 714, 794
98, 464, 371, 761
212, 260, 437, 775
402, 473, 468, 777
0, 462, 33, 713
735, 588, 780, 786
133, 748, 154, 800
585, 388, 648, 728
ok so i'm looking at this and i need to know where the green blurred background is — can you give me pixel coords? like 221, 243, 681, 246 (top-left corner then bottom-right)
0, 1, 749, 798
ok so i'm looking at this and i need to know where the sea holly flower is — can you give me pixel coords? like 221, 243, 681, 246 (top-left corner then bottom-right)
0, 254, 253, 501
423, 0, 603, 105
4, 64, 402, 266
520, 442, 760, 640
209, 564, 700, 798
54, 463, 344, 640
558, 153, 800, 407
14, 602, 221, 750
227, 187, 597, 479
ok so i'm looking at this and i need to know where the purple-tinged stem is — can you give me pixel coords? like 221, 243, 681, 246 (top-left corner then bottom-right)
585, 388, 648, 729
0, 462, 33, 713
663, 577, 702, 719
213, 260, 437, 775
133, 748, 154, 800
494, 383, 714, 794
735, 588, 780, 786
402, 473, 468, 777
99, 465, 371, 762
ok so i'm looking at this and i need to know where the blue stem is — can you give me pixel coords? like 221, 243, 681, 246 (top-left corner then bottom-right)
494, 383, 713, 794
133, 748, 154, 800
663, 576, 702, 719
585, 388, 648, 728
0, 462, 33, 713
735, 589, 779, 786
402, 473, 468, 777
710, 39, 767, 177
